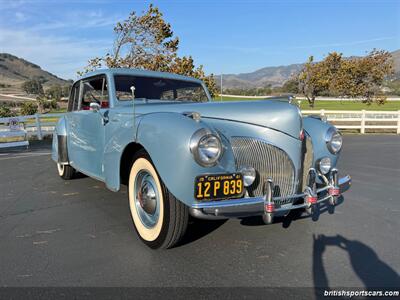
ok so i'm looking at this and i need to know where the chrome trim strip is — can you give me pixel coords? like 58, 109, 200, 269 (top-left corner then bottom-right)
339, 175, 352, 193
192, 196, 264, 209
274, 194, 332, 212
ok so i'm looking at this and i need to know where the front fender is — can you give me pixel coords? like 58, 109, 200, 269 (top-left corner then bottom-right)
303, 116, 339, 169
135, 112, 236, 206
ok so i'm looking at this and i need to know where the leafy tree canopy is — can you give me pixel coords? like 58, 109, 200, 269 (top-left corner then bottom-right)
0, 104, 15, 118
21, 79, 44, 95
20, 102, 38, 116
81, 4, 217, 97
297, 49, 393, 107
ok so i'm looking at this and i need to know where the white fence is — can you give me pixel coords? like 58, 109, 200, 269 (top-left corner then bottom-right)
0, 113, 63, 141
302, 110, 400, 134
0, 110, 399, 144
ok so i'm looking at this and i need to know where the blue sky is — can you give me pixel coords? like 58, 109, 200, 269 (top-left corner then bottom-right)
0, 0, 399, 80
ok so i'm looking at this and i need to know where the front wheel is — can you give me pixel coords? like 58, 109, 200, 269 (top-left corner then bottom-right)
57, 163, 75, 180
128, 150, 188, 249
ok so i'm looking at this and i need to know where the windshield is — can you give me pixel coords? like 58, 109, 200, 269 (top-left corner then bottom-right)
114, 75, 209, 102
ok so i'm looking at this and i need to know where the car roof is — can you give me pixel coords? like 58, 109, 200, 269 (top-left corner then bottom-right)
78, 68, 203, 84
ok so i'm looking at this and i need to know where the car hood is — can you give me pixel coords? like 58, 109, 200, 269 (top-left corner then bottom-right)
132, 100, 302, 139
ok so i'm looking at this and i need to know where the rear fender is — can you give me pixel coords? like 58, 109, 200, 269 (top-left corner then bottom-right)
52, 116, 68, 163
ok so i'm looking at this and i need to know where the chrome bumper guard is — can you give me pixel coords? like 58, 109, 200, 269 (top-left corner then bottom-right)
190, 174, 351, 220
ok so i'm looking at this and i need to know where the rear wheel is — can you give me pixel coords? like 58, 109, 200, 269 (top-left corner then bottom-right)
57, 163, 75, 180
128, 150, 188, 249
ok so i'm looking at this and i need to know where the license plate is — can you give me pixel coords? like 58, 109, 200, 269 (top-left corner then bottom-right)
195, 173, 244, 201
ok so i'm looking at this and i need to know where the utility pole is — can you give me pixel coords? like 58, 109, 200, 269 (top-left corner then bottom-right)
220, 73, 223, 101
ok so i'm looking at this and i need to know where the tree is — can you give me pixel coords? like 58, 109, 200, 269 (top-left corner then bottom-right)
81, 4, 217, 97
330, 49, 393, 104
281, 78, 299, 94
297, 52, 342, 107
297, 50, 393, 107
46, 84, 63, 101
62, 85, 72, 98
37, 95, 59, 113
20, 102, 38, 115
21, 79, 44, 95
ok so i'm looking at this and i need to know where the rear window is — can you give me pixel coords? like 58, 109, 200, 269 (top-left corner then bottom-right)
114, 75, 208, 102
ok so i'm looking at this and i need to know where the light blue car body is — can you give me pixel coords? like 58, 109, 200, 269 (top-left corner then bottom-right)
52, 68, 339, 208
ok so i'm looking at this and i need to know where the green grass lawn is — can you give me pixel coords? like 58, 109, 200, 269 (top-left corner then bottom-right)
213, 96, 400, 111
298, 100, 400, 111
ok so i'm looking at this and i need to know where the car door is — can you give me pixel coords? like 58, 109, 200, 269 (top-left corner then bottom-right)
67, 75, 109, 180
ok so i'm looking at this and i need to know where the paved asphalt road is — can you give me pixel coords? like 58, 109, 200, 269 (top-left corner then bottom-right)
0, 136, 399, 291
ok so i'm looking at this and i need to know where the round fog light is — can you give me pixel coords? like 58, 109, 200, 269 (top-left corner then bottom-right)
318, 157, 331, 175
239, 166, 256, 187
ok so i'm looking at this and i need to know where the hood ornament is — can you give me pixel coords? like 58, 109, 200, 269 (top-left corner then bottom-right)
183, 111, 201, 122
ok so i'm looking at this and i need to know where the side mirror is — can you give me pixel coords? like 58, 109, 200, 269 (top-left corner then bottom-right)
89, 102, 109, 125
90, 102, 101, 112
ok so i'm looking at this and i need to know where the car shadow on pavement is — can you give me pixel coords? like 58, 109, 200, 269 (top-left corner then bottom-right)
239, 196, 345, 228
313, 234, 400, 291
71, 172, 88, 179
177, 218, 228, 247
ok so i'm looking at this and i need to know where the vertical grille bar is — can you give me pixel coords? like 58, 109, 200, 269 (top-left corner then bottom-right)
231, 137, 297, 205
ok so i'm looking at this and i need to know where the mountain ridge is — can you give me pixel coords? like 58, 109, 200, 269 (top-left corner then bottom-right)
216, 49, 400, 90
0, 53, 68, 87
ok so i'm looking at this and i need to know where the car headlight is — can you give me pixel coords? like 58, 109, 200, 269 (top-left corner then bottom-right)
318, 157, 331, 175
190, 128, 222, 167
325, 127, 342, 154
238, 166, 256, 187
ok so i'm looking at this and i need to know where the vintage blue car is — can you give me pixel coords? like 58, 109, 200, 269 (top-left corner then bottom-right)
52, 68, 351, 249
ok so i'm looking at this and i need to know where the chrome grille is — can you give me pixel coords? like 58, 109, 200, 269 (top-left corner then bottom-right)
301, 134, 314, 192
230, 137, 297, 205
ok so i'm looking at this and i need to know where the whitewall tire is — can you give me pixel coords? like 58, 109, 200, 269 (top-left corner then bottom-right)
128, 150, 188, 249
57, 163, 74, 180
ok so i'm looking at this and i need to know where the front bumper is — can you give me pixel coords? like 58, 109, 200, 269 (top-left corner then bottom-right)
190, 173, 351, 220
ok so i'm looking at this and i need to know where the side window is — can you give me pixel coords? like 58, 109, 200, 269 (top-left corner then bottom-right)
81, 76, 109, 110
160, 89, 174, 100
176, 86, 206, 101
68, 82, 80, 112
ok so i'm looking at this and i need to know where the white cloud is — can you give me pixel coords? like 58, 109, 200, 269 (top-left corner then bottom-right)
15, 12, 26, 21
0, 7, 123, 80
0, 28, 111, 79
28, 10, 121, 31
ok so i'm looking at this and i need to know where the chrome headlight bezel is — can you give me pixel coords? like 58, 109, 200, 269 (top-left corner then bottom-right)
190, 128, 223, 167
325, 127, 343, 154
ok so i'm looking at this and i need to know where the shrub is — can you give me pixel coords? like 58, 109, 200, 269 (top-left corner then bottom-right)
46, 84, 63, 100
20, 102, 38, 116
21, 79, 44, 95
0, 104, 15, 117
37, 96, 59, 113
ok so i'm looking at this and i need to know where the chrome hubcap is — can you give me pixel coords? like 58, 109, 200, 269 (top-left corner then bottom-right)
134, 170, 160, 228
